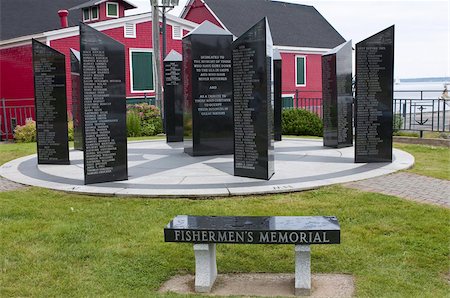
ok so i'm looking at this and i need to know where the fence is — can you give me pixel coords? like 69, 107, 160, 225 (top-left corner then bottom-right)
1, 90, 449, 140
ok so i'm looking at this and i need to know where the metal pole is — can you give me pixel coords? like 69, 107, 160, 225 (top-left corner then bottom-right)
151, 0, 163, 122
162, 7, 167, 59
2, 98, 8, 140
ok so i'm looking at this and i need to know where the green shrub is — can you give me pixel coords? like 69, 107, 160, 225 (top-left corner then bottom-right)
126, 110, 142, 137
127, 103, 162, 136
393, 114, 403, 133
68, 120, 74, 141
13, 119, 36, 143
282, 108, 323, 136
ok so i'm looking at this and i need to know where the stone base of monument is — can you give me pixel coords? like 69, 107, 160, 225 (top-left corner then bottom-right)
159, 273, 354, 297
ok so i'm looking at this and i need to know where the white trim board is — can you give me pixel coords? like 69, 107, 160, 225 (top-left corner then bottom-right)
295, 55, 307, 87
129, 48, 155, 93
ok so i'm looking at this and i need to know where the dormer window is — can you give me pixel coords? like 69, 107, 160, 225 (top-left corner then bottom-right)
91, 6, 99, 20
106, 2, 119, 18
82, 8, 90, 21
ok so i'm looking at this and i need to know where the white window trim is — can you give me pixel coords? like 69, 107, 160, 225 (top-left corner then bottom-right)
295, 55, 307, 87
129, 48, 155, 93
91, 6, 99, 21
172, 25, 182, 40
82, 8, 90, 22
106, 2, 119, 18
124, 23, 136, 38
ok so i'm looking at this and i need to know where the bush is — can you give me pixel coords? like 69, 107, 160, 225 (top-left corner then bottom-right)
68, 120, 74, 141
127, 103, 162, 137
14, 119, 36, 143
282, 109, 323, 136
393, 114, 403, 133
126, 110, 142, 137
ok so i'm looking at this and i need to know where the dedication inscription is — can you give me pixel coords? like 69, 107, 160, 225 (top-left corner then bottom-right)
164, 215, 340, 245
70, 49, 83, 150
322, 40, 353, 148
182, 21, 233, 156
32, 39, 69, 165
232, 18, 274, 180
273, 49, 282, 141
355, 26, 394, 162
163, 50, 183, 142
80, 23, 127, 184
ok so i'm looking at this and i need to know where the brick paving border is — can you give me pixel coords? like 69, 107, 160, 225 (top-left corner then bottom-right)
0, 177, 27, 192
344, 172, 450, 208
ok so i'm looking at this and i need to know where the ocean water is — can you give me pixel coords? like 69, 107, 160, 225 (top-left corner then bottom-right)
394, 81, 448, 100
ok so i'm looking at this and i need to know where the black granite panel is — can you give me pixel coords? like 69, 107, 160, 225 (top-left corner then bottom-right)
80, 23, 128, 184
164, 215, 340, 244
232, 18, 274, 180
163, 51, 183, 142
182, 23, 234, 156
322, 40, 353, 148
70, 49, 83, 150
273, 55, 282, 141
32, 39, 69, 165
355, 26, 394, 162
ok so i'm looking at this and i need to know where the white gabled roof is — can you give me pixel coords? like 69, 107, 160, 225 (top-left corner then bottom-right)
0, 11, 199, 49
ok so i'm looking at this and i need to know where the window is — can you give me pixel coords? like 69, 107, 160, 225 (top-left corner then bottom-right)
172, 25, 182, 40
130, 50, 154, 92
83, 8, 90, 21
295, 55, 306, 86
91, 6, 99, 20
282, 96, 294, 109
124, 23, 136, 38
106, 2, 119, 18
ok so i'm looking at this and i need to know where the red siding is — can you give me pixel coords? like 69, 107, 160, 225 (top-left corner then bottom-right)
280, 52, 322, 98
0, 45, 34, 99
184, 0, 222, 28
49, 20, 185, 103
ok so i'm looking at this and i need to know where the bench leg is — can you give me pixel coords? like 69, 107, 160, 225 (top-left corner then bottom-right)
193, 243, 217, 292
295, 245, 311, 296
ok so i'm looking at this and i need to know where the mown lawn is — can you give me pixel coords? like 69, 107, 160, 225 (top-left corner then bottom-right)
0, 137, 449, 297
0, 186, 449, 297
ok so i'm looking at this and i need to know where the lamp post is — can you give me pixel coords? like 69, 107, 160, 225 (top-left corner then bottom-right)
150, 0, 179, 131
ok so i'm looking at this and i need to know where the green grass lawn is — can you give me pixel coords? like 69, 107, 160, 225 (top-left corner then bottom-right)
0, 137, 449, 297
0, 186, 449, 297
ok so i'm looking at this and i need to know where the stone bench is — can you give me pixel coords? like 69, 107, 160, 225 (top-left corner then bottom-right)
164, 215, 340, 296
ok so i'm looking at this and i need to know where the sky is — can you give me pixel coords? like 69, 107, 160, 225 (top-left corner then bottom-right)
125, 0, 450, 79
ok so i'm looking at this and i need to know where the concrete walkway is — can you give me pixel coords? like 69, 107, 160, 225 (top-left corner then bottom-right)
0, 139, 413, 197
0, 177, 26, 192
344, 172, 450, 208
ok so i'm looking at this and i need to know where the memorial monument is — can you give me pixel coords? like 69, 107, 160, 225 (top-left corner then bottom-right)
355, 26, 394, 162
163, 50, 183, 142
322, 40, 353, 148
182, 21, 234, 156
232, 18, 275, 180
70, 48, 83, 150
80, 23, 128, 184
273, 48, 282, 141
32, 39, 69, 165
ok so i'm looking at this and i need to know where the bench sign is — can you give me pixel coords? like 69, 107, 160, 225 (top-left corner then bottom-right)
164, 215, 340, 245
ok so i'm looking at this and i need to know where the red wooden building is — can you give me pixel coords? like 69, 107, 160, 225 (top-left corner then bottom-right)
0, 0, 346, 139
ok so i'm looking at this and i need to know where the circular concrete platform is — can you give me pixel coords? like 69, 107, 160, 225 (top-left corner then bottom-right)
0, 138, 414, 197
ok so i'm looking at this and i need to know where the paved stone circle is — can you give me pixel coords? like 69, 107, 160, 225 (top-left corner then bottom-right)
0, 139, 414, 197
344, 172, 450, 208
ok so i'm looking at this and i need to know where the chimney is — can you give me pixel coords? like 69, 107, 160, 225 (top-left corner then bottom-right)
58, 10, 69, 28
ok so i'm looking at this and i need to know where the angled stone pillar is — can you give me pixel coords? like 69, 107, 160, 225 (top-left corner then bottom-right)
193, 243, 217, 292
295, 245, 311, 296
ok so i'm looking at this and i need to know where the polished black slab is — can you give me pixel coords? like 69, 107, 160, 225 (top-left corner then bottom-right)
355, 26, 394, 163
32, 39, 69, 165
70, 49, 83, 150
182, 21, 234, 156
232, 18, 275, 180
164, 50, 183, 142
322, 40, 353, 148
80, 23, 128, 184
273, 49, 282, 141
164, 215, 340, 244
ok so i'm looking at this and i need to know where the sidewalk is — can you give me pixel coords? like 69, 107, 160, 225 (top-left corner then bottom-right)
0, 177, 26, 192
344, 172, 450, 208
